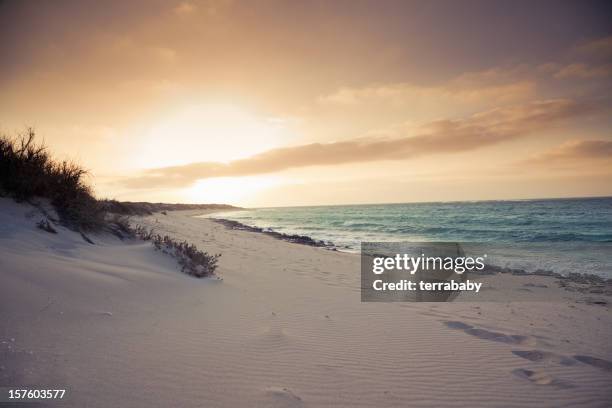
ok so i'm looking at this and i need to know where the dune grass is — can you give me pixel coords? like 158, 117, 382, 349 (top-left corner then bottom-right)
0, 129, 105, 231
132, 225, 221, 278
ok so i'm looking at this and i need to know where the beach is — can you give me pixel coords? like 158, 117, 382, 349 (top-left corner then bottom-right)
2, 2, 611, 406
1, 200, 611, 407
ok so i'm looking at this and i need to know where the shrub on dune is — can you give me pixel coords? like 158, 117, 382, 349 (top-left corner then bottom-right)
134, 226, 221, 278
0, 129, 104, 231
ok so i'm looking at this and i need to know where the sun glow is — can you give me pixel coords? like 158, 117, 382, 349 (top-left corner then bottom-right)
134, 103, 296, 170
185, 176, 283, 205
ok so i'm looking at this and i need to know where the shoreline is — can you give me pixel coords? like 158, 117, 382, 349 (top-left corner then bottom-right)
140, 211, 612, 305
210, 217, 337, 249
207, 215, 612, 291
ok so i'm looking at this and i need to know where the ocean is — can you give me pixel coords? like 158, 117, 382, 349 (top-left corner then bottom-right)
205, 197, 612, 278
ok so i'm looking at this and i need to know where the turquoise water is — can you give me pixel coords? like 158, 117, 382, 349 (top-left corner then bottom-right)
207, 197, 612, 278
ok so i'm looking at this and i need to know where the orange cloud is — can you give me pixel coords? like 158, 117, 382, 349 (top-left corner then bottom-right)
319, 68, 535, 106
174, 2, 196, 15
122, 98, 594, 188
525, 139, 612, 165
553, 63, 612, 79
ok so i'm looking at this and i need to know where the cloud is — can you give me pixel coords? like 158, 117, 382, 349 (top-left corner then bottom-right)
174, 2, 196, 15
174, 0, 232, 17
122, 98, 594, 188
574, 36, 612, 59
553, 63, 612, 79
543, 36, 612, 80
318, 69, 535, 106
524, 139, 612, 165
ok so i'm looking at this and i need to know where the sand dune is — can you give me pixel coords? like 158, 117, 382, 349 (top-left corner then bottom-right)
1, 199, 611, 407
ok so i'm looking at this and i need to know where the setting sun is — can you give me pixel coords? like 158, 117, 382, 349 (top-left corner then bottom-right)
134, 103, 297, 170
186, 175, 283, 204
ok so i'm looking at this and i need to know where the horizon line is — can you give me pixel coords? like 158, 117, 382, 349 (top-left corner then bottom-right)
200, 194, 612, 211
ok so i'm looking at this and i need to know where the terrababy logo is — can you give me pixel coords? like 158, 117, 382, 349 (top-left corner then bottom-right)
371, 253, 485, 293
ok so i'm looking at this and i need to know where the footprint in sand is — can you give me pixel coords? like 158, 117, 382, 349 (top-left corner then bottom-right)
443, 321, 584, 388
443, 321, 535, 346
512, 368, 573, 388
512, 350, 576, 366
263, 386, 303, 407
247, 324, 294, 352
444, 321, 472, 330
465, 328, 533, 345
259, 326, 292, 342
573, 355, 612, 372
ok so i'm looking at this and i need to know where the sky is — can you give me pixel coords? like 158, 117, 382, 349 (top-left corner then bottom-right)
1, 0, 611, 207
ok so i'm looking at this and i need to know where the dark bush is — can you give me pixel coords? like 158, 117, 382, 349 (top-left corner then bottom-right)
0, 129, 105, 231
134, 226, 220, 278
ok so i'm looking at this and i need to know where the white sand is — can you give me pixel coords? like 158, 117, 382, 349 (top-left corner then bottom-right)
1, 199, 611, 407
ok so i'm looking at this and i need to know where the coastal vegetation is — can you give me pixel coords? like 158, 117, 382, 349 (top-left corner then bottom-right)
0, 129, 221, 277
0, 128, 105, 231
